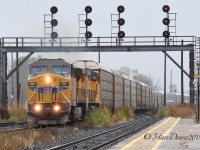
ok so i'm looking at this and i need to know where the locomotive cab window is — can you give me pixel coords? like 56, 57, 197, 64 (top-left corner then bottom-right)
51, 66, 70, 74
30, 66, 48, 74
92, 75, 98, 81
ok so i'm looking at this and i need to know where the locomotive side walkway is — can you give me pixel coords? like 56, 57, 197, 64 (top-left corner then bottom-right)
109, 117, 200, 150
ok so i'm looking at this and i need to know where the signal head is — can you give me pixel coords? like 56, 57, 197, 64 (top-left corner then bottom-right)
85, 31, 92, 39
163, 31, 170, 39
162, 5, 170, 13
162, 18, 170, 26
51, 19, 58, 26
118, 31, 125, 39
85, 19, 92, 26
118, 18, 125, 26
51, 32, 58, 39
85, 6, 92, 14
50, 6, 58, 14
117, 5, 125, 13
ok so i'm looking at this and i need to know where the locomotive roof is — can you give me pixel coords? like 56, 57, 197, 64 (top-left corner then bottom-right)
29, 59, 71, 66
73, 60, 147, 84
73, 60, 113, 73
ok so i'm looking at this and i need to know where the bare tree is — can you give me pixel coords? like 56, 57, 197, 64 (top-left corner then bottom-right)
118, 66, 161, 91
118, 66, 131, 76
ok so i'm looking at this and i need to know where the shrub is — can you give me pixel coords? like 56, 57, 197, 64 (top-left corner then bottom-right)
112, 109, 125, 123
86, 107, 135, 126
122, 106, 134, 121
86, 108, 112, 127
156, 108, 167, 117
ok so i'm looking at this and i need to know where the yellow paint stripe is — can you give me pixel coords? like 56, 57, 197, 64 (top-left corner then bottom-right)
120, 117, 172, 150
151, 117, 180, 150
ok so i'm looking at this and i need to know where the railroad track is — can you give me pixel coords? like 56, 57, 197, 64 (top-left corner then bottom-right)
0, 123, 65, 134
0, 122, 26, 127
0, 122, 38, 134
48, 114, 159, 150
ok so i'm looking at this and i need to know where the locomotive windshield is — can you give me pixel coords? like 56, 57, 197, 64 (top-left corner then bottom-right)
30, 66, 48, 74
51, 66, 70, 74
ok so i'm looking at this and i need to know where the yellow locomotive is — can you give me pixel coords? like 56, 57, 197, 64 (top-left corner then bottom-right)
27, 59, 100, 125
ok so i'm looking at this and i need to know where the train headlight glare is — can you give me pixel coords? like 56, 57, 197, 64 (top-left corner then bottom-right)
34, 104, 42, 112
45, 75, 50, 83
54, 105, 60, 112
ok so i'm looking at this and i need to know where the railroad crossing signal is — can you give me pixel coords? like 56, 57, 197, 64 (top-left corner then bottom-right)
50, 6, 58, 39
85, 6, 93, 39
162, 5, 170, 39
117, 5, 125, 39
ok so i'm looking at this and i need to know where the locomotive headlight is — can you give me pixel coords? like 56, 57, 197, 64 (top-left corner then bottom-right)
34, 104, 42, 112
45, 75, 50, 83
53, 104, 61, 112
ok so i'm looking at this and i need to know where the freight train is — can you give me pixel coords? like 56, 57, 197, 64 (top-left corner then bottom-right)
27, 59, 189, 125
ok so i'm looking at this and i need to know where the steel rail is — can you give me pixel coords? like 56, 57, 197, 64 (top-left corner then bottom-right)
91, 114, 158, 150
0, 122, 26, 127
48, 114, 158, 150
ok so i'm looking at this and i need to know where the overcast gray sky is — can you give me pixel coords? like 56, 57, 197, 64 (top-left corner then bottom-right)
1, 0, 199, 93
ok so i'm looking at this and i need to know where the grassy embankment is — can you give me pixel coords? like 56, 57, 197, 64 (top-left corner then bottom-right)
86, 106, 134, 127
0, 106, 134, 149
156, 104, 196, 119
0, 104, 27, 122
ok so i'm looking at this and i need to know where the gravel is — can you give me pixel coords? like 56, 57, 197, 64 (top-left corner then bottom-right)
23, 115, 154, 150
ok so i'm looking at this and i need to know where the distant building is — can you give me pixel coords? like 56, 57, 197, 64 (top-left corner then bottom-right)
170, 84, 177, 93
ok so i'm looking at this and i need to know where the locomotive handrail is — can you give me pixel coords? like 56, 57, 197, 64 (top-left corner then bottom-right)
58, 91, 71, 103
27, 91, 37, 102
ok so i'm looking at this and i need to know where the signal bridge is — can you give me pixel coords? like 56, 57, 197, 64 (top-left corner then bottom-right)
0, 36, 196, 118
0, 36, 194, 52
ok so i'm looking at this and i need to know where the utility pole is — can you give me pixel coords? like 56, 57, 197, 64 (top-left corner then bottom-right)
0, 45, 2, 108
11, 52, 14, 105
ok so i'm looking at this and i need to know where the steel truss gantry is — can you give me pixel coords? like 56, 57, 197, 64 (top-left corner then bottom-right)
0, 36, 195, 118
